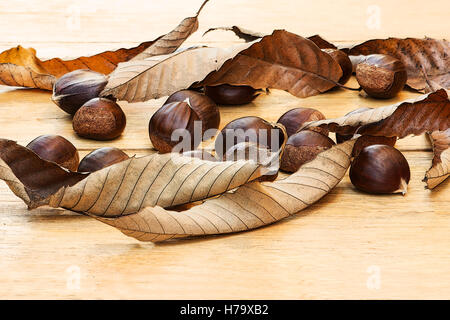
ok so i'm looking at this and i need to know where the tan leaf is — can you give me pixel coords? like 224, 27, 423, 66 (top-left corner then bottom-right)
0, 139, 273, 214
131, 0, 209, 61
92, 140, 355, 242
347, 38, 450, 92
103, 30, 342, 102
424, 129, 450, 189
302, 89, 450, 188
101, 43, 255, 101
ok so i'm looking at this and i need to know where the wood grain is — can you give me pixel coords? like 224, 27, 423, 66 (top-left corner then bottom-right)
0, 0, 449, 299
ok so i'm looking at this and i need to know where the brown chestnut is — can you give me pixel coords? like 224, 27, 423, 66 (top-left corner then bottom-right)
355, 54, 407, 99
78, 147, 130, 172
205, 84, 258, 105
52, 69, 108, 115
280, 131, 335, 172
73, 98, 126, 141
352, 135, 397, 157
350, 144, 410, 194
149, 101, 200, 153
164, 90, 220, 133
322, 49, 353, 85
335, 107, 372, 143
26, 134, 79, 171
277, 107, 328, 137
214, 116, 287, 158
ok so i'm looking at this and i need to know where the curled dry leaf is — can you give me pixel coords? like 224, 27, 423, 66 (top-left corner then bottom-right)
0, 139, 274, 215
347, 38, 450, 92
203, 26, 337, 49
102, 30, 342, 101
91, 140, 355, 242
0, 0, 208, 90
424, 129, 450, 189
301, 89, 450, 188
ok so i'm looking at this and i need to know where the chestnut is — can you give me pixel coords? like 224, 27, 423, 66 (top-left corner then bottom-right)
322, 49, 353, 84
205, 84, 258, 105
149, 101, 200, 153
52, 69, 108, 115
26, 134, 79, 171
335, 107, 372, 143
277, 107, 328, 137
214, 116, 287, 158
73, 98, 126, 141
280, 130, 335, 172
78, 147, 130, 172
352, 135, 397, 157
164, 90, 220, 133
350, 144, 410, 195
355, 54, 407, 99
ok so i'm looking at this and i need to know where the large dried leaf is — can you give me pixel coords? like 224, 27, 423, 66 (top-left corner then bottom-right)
424, 129, 450, 189
302, 89, 450, 188
93, 140, 355, 242
0, 139, 273, 215
347, 38, 450, 92
101, 43, 255, 101
103, 30, 342, 102
199, 30, 342, 97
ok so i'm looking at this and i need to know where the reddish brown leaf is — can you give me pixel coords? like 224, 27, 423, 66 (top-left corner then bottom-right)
347, 38, 450, 92
199, 30, 343, 98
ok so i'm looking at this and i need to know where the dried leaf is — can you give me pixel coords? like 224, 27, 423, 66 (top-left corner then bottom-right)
199, 30, 342, 98
0, 139, 273, 214
92, 140, 355, 242
203, 26, 337, 49
0, 0, 209, 90
129, 0, 209, 60
347, 38, 450, 92
302, 89, 450, 188
103, 30, 342, 101
424, 129, 450, 189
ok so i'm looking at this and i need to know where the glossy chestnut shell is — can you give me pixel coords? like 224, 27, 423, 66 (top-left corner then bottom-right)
214, 116, 286, 158
277, 107, 328, 137
78, 147, 130, 172
52, 69, 108, 115
350, 144, 410, 194
149, 101, 200, 153
73, 98, 126, 141
205, 84, 258, 105
164, 90, 220, 133
27, 134, 79, 171
280, 130, 335, 172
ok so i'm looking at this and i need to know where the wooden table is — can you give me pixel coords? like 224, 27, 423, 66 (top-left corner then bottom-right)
0, 0, 449, 299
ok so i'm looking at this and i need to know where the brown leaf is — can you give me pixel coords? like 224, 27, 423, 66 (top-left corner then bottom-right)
103, 30, 342, 101
0, 0, 209, 90
199, 30, 342, 98
424, 129, 450, 189
302, 89, 450, 188
347, 38, 450, 92
92, 140, 354, 242
0, 139, 274, 214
